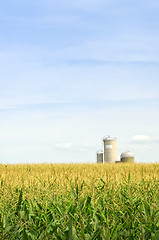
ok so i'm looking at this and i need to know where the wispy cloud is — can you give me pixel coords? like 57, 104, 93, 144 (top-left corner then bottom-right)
56, 142, 73, 149
131, 135, 159, 144
53, 35, 159, 63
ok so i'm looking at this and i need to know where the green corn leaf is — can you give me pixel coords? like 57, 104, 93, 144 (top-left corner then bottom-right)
15, 189, 23, 215
68, 220, 73, 240
90, 228, 101, 240
22, 228, 29, 240
109, 222, 121, 240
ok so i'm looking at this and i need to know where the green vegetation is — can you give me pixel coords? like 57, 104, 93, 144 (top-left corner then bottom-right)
0, 163, 159, 239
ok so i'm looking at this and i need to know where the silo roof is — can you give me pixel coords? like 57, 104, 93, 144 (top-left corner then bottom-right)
97, 150, 103, 154
103, 135, 116, 141
121, 151, 134, 158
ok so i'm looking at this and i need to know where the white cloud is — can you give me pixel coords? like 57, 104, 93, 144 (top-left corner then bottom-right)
56, 142, 73, 149
132, 135, 151, 142
131, 135, 159, 143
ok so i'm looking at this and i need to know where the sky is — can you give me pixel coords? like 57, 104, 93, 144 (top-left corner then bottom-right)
0, 0, 159, 164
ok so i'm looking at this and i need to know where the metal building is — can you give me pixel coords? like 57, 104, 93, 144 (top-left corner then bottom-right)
103, 135, 117, 163
97, 150, 103, 164
120, 151, 135, 163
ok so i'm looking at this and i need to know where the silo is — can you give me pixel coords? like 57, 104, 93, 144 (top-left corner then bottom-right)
103, 135, 117, 163
97, 150, 103, 164
120, 151, 135, 163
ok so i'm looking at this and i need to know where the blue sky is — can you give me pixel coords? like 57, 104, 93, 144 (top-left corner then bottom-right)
0, 0, 159, 163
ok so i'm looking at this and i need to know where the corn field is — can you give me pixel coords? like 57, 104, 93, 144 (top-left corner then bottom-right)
0, 163, 159, 239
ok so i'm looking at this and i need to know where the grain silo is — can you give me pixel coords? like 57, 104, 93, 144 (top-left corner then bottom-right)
120, 151, 135, 163
103, 135, 117, 163
97, 150, 103, 163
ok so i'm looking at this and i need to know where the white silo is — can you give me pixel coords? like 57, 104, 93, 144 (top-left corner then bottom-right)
120, 151, 135, 163
103, 135, 117, 163
97, 150, 103, 164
